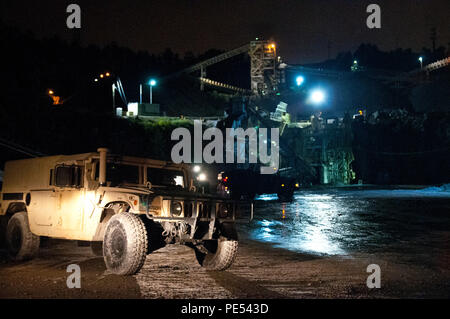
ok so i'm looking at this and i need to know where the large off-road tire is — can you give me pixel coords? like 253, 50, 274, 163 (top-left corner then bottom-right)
195, 238, 239, 271
103, 213, 148, 275
6, 212, 40, 261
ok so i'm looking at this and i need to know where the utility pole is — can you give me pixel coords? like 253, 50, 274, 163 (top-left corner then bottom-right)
200, 65, 206, 91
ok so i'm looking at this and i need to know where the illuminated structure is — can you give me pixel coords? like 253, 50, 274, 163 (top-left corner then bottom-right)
167, 39, 280, 96
249, 40, 279, 95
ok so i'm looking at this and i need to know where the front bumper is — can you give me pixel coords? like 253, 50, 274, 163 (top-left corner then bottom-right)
142, 191, 254, 223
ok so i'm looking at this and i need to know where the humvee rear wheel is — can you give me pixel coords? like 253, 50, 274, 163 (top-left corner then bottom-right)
195, 238, 238, 271
103, 213, 148, 275
6, 212, 40, 261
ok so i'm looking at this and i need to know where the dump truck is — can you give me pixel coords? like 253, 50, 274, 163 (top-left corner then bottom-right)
0, 148, 253, 275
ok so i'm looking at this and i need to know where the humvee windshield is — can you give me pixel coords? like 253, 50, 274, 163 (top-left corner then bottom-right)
95, 162, 185, 188
147, 167, 184, 188
107, 163, 140, 185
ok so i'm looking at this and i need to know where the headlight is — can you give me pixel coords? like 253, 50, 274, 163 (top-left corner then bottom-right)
170, 201, 183, 216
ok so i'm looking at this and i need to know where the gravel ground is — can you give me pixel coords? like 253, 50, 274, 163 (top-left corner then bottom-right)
0, 236, 449, 299
1, 187, 449, 299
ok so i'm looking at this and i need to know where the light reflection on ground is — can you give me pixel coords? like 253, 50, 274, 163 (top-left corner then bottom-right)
246, 187, 450, 257
252, 193, 346, 255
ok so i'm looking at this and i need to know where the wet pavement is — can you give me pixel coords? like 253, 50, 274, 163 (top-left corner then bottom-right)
1, 186, 449, 298
246, 186, 450, 261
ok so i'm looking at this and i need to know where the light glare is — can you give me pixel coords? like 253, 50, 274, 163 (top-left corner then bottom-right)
296, 76, 304, 86
310, 89, 325, 104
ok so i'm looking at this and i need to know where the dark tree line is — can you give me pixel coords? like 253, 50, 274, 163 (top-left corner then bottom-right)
308, 43, 449, 72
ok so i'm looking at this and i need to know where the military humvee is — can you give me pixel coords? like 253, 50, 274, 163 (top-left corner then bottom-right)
0, 148, 253, 275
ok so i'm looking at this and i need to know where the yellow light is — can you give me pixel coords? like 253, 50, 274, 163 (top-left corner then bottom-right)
270, 43, 276, 49
100, 74, 104, 78
48, 90, 54, 95
295, 183, 299, 188
281, 184, 285, 187
105, 72, 110, 77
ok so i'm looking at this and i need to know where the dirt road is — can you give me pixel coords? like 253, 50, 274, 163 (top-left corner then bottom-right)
1, 236, 448, 299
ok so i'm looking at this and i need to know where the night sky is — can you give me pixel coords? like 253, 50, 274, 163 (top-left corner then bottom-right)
1, 0, 449, 64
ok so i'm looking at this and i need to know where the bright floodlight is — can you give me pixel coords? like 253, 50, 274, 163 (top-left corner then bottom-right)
149, 79, 156, 86
197, 173, 207, 182
193, 165, 201, 173
310, 89, 325, 104
296, 76, 305, 86
418, 56, 423, 62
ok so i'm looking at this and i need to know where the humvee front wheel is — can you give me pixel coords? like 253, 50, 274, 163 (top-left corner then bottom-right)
103, 213, 148, 275
195, 238, 238, 271
6, 212, 40, 261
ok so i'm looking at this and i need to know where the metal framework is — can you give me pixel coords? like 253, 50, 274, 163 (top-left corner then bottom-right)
249, 40, 279, 95
181, 44, 250, 74
166, 40, 281, 96
198, 77, 251, 94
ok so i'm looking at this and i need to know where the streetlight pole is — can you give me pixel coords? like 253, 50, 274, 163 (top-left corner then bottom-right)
149, 79, 156, 104
150, 85, 153, 104
419, 56, 423, 69
112, 83, 116, 114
